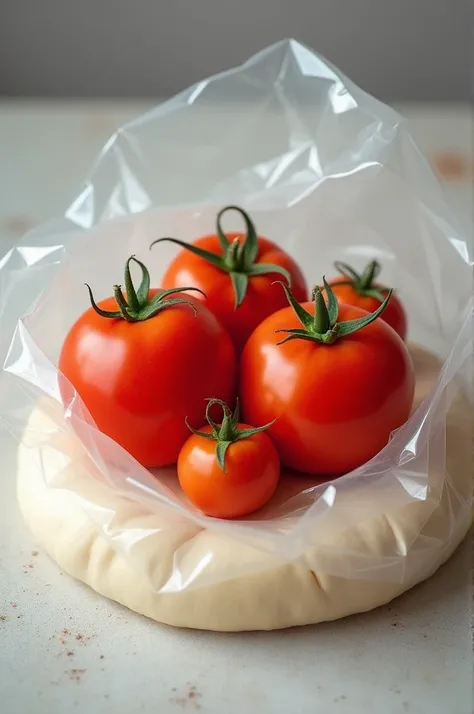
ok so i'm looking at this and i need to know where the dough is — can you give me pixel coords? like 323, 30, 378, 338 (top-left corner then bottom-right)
16, 345, 472, 631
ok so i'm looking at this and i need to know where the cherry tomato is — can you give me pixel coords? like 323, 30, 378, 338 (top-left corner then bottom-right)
328, 260, 407, 340
240, 280, 414, 476
151, 206, 308, 352
178, 399, 279, 518
59, 256, 236, 468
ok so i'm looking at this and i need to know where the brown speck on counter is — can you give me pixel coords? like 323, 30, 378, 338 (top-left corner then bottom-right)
3, 215, 35, 235
32, 550, 39, 557
75, 632, 96, 644
52, 628, 96, 658
50, 616, 96, 657
433, 152, 473, 180
67, 668, 86, 683
0, 615, 8, 621
170, 685, 202, 709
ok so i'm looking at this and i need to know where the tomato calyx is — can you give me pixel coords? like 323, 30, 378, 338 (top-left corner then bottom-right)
86, 255, 206, 322
150, 205, 292, 309
331, 260, 390, 302
274, 278, 393, 346
185, 398, 275, 472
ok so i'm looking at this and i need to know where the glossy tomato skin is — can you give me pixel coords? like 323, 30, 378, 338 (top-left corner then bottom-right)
240, 303, 414, 476
59, 290, 236, 468
162, 233, 308, 352
328, 279, 407, 341
177, 425, 280, 518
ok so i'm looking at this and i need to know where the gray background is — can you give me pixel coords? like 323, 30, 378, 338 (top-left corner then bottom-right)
0, 0, 472, 101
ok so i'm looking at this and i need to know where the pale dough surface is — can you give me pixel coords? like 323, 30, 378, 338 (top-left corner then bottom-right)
16, 345, 472, 631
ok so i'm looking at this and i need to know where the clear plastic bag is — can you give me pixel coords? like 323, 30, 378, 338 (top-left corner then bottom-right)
1, 40, 472, 593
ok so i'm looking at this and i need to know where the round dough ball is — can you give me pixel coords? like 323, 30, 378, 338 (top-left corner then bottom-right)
16, 344, 471, 631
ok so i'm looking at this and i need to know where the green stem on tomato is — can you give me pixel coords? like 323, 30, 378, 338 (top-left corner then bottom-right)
274, 278, 393, 346
312, 287, 330, 334
333, 259, 390, 302
149, 205, 293, 310
86, 255, 206, 322
185, 398, 275, 473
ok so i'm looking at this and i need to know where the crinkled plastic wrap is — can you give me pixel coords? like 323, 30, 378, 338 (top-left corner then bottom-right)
1, 40, 472, 594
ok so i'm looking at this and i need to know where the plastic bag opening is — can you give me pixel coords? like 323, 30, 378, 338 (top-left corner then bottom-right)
1, 39, 472, 594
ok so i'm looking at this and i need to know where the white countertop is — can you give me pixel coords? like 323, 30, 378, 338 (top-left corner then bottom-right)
0, 100, 472, 714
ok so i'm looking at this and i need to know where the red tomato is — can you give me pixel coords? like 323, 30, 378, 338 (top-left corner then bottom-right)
328, 260, 407, 340
178, 399, 279, 518
59, 257, 236, 468
240, 280, 414, 476
151, 206, 307, 352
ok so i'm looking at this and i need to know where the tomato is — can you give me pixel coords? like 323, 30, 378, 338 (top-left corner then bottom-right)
59, 256, 236, 468
151, 206, 308, 352
240, 279, 414, 476
178, 399, 279, 518
328, 260, 407, 340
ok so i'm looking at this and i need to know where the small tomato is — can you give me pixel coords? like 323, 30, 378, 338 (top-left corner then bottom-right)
328, 260, 407, 340
151, 206, 308, 352
240, 279, 415, 476
178, 399, 279, 518
59, 256, 236, 468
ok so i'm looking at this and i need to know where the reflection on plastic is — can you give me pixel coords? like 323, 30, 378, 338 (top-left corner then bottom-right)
0, 40, 472, 593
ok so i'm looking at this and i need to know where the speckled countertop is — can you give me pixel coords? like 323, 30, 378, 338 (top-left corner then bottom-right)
0, 101, 472, 714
